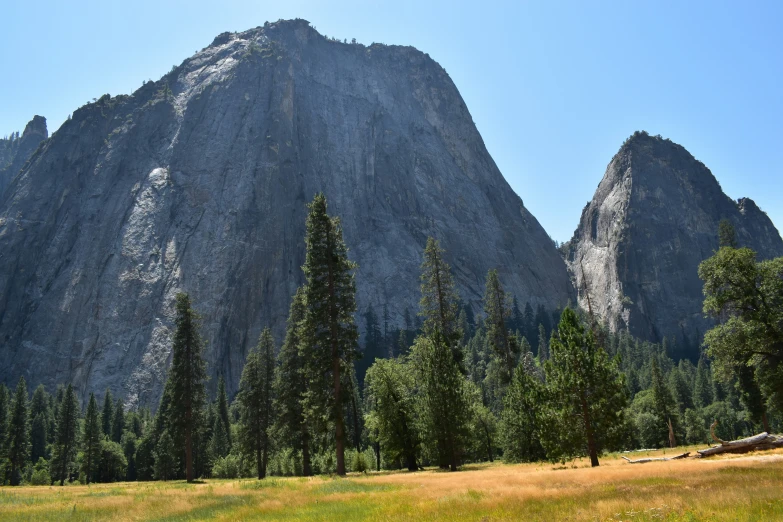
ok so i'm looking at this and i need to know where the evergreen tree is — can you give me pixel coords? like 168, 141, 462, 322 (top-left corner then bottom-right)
410, 333, 470, 471
216, 376, 232, 451
101, 389, 114, 438
165, 292, 208, 482
237, 327, 276, 479
510, 296, 523, 335
274, 287, 311, 476
523, 302, 535, 347
122, 432, 138, 482
693, 357, 714, 408
718, 219, 737, 248
651, 358, 678, 446
154, 431, 177, 481
51, 383, 79, 485
541, 308, 628, 467
483, 269, 519, 381
6, 377, 30, 485
0, 384, 8, 477
364, 358, 420, 471
111, 398, 125, 443
29, 385, 50, 464
81, 393, 102, 485
500, 356, 545, 462
419, 238, 463, 367
208, 416, 229, 462
537, 324, 549, 361
30, 414, 48, 467
300, 193, 360, 476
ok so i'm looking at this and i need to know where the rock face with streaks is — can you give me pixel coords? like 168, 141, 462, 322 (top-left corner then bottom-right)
0, 20, 572, 405
566, 131, 783, 359
0, 115, 48, 200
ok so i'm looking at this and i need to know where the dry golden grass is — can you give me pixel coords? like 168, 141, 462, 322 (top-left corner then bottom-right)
2, 446, 782, 521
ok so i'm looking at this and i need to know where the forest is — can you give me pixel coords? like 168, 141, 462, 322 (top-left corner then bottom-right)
0, 196, 780, 486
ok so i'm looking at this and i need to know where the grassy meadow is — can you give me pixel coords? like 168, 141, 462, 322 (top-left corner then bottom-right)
2, 447, 782, 521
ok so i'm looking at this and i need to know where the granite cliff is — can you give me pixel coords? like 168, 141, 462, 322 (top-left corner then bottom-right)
0, 20, 572, 405
0, 115, 48, 200
566, 131, 783, 359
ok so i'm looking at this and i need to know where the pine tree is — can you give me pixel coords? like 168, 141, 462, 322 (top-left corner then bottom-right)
101, 389, 114, 438
51, 383, 79, 485
237, 327, 276, 479
500, 357, 545, 462
300, 193, 359, 476
122, 432, 138, 482
693, 357, 713, 408
154, 431, 177, 481
419, 238, 463, 367
274, 287, 311, 475
364, 358, 420, 471
718, 219, 737, 248
541, 308, 628, 467
81, 393, 102, 485
651, 358, 678, 447
537, 324, 549, 361
0, 384, 8, 475
165, 292, 208, 482
208, 416, 229, 461
216, 376, 232, 451
523, 303, 535, 346
410, 332, 470, 471
29, 385, 50, 464
7, 377, 30, 485
111, 398, 125, 443
483, 269, 518, 381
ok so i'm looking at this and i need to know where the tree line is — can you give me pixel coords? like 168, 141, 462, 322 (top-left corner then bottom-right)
0, 202, 780, 485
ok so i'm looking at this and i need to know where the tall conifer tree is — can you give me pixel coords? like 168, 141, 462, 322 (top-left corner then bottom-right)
51, 383, 79, 485
101, 389, 114, 438
419, 238, 462, 367
541, 308, 628, 467
216, 376, 232, 451
300, 194, 359, 476
483, 269, 519, 381
81, 393, 102, 484
237, 327, 276, 479
165, 292, 207, 482
0, 384, 8, 474
29, 385, 50, 464
111, 398, 125, 443
274, 287, 312, 475
6, 377, 30, 486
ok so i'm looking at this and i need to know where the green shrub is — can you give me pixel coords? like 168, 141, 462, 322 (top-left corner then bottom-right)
30, 458, 51, 486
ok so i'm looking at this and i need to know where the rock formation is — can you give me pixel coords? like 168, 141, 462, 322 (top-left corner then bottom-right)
0, 20, 572, 405
0, 115, 48, 200
566, 131, 783, 359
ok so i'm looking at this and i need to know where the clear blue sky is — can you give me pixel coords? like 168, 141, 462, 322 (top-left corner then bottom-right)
2, 0, 781, 242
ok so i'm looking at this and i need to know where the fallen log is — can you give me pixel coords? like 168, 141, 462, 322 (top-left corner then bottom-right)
696, 432, 783, 457
622, 452, 690, 464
